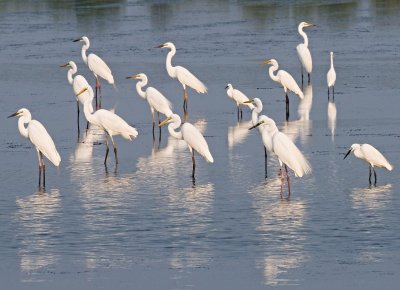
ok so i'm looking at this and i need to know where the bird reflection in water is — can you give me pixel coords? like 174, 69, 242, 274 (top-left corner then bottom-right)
228, 118, 253, 149
327, 100, 337, 141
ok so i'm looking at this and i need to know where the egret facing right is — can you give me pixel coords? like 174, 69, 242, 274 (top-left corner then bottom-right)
344, 143, 393, 186
8, 108, 61, 187
296, 22, 316, 84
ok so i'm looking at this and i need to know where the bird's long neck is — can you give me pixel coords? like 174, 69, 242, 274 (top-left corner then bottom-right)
67, 67, 76, 85
81, 43, 89, 65
166, 47, 177, 78
136, 78, 147, 99
83, 101, 96, 125
298, 26, 308, 47
168, 121, 183, 140
18, 117, 29, 139
227, 87, 233, 98
269, 64, 280, 82
330, 54, 334, 69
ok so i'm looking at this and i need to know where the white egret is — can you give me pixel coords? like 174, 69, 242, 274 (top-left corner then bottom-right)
156, 42, 207, 112
296, 22, 315, 84
250, 116, 311, 196
159, 114, 213, 178
60, 61, 94, 133
225, 83, 255, 120
74, 36, 115, 109
327, 51, 336, 99
126, 73, 173, 132
77, 88, 138, 165
344, 143, 393, 186
261, 59, 304, 121
8, 108, 61, 187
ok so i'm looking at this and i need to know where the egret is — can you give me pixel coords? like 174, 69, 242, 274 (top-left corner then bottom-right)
327, 51, 336, 99
296, 22, 315, 84
77, 88, 138, 165
344, 143, 393, 186
261, 59, 304, 121
159, 114, 213, 178
8, 108, 61, 187
250, 116, 311, 196
156, 42, 207, 112
74, 36, 115, 109
60, 61, 94, 133
126, 73, 173, 133
225, 83, 255, 120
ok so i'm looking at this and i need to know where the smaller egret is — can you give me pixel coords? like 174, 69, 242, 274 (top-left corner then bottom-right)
156, 42, 207, 112
74, 36, 115, 109
344, 143, 393, 186
327, 51, 336, 99
126, 73, 173, 133
8, 108, 61, 187
159, 114, 213, 178
225, 83, 255, 120
261, 59, 304, 121
77, 88, 138, 165
250, 116, 311, 196
60, 61, 94, 134
296, 22, 316, 84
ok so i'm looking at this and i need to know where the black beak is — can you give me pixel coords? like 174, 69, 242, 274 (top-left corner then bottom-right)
7, 112, 18, 118
225, 85, 229, 90
73, 38, 81, 42
249, 122, 262, 130
343, 149, 352, 160
155, 44, 164, 48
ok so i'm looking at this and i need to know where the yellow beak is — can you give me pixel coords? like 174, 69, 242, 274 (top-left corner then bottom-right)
60, 63, 69, 68
305, 22, 316, 27
76, 87, 88, 97
126, 74, 140, 79
261, 59, 272, 65
244, 99, 254, 104
159, 116, 172, 127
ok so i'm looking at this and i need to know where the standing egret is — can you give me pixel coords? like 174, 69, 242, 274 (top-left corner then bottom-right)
327, 51, 336, 99
8, 108, 61, 187
344, 143, 393, 186
159, 114, 213, 178
225, 83, 255, 120
250, 116, 311, 196
296, 22, 316, 84
60, 61, 94, 134
74, 36, 115, 109
261, 59, 304, 121
126, 73, 173, 133
76, 88, 138, 165
156, 42, 207, 112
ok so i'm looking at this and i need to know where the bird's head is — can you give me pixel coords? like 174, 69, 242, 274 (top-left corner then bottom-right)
73, 36, 89, 45
159, 116, 173, 127
156, 42, 174, 49
126, 73, 145, 80
344, 144, 360, 159
225, 83, 232, 90
261, 59, 277, 66
300, 22, 316, 28
159, 113, 180, 127
8, 108, 29, 118
59, 61, 76, 69
330, 51, 334, 58
249, 115, 275, 131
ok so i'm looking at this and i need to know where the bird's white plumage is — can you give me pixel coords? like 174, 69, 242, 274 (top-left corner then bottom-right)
88, 53, 114, 85
351, 143, 393, 170
181, 122, 213, 163
226, 84, 255, 109
327, 52, 336, 88
296, 43, 312, 73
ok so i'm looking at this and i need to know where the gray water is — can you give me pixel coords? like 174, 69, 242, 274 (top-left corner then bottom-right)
1, 1, 400, 289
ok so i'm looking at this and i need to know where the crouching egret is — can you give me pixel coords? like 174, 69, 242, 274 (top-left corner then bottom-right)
8, 108, 61, 187
74, 36, 115, 109
60, 61, 94, 134
344, 143, 393, 186
327, 51, 336, 99
250, 116, 311, 197
261, 59, 303, 121
126, 73, 173, 133
159, 114, 213, 178
225, 83, 255, 120
77, 88, 138, 165
296, 22, 316, 84
156, 42, 207, 112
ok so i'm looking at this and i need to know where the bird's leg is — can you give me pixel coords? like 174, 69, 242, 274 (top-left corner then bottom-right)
369, 166, 372, 185
98, 78, 102, 109
333, 86, 335, 101
77, 100, 80, 137
264, 146, 268, 178
373, 168, 377, 186
285, 164, 291, 197
104, 134, 110, 165
94, 77, 99, 110
240, 107, 243, 120
191, 150, 196, 178
151, 111, 155, 139
42, 158, 46, 189
110, 135, 118, 165
183, 88, 188, 112
328, 87, 330, 100
184, 110, 188, 123
308, 73, 311, 84
301, 68, 304, 86
280, 167, 284, 196
37, 150, 42, 187
285, 93, 290, 121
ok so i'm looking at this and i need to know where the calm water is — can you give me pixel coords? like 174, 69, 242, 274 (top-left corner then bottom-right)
1, 1, 400, 289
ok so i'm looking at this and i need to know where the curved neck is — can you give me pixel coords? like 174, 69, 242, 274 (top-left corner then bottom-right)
298, 26, 308, 47
168, 120, 183, 140
227, 87, 233, 98
251, 100, 262, 125
68, 66, 76, 85
81, 44, 89, 65
166, 47, 177, 78
83, 101, 96, 124
18, 117, 29, 139
136, 78, 147, 99
269, 65, 280, 82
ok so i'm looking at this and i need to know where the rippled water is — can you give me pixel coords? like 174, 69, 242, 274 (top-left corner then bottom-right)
1, 1, 400, 289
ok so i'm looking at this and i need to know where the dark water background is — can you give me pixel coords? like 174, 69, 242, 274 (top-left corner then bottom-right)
0, 1, 399, 289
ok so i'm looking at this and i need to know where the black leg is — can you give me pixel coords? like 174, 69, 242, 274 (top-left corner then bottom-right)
77, 101, 80, 136
285, 93, 290, 121
264, 146, 268, 178
104, 135, 109, 165
373, 168, 377, 186
114, 147, 118, 165
308, 73, 310, 84
285, 164, 290, 197
94, 78, 98, 110
333, 86, 335, 102
237, 106, 240, 121
240, 108, 243, 120
43, 163, 46, 188
369, 166, 372, 185
191, 151, 196, 178
328, 87, 330, 100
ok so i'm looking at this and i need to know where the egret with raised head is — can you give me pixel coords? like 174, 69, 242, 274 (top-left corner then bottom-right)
327, 51, 336, 99
296, 22, 316, 84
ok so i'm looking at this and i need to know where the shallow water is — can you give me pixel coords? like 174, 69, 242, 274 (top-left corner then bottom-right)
1, 1, 400, 289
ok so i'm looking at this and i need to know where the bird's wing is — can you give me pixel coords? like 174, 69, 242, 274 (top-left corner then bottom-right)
96, 110, 138, 140
182, 123, 213, 163
278, 70, 303, 98
88, 53, 114, 85
73, 75, 92, 103
327, 68, 336, 87
28, 120, 61, 166
361, 144, 393, 170
233, 89, 255, 109
296, 43, 312, 73
273, 132, 311, 177
175, 66, 207, 93
146, 87, 173, 116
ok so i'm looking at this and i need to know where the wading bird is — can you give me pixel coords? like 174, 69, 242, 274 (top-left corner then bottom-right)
74, 36, 115, 109
159, 114, 213, 178
344, 143, 393, 186
225, 83, 254, 120
327, 51, 336, 99
77, 88, 138, 165
250, 116, 311, 197
8, 108, 61, 187
156, 42, 207, 112
262, 59, 303, 121
126, 73, 173, 134
296, 22, 316, 84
